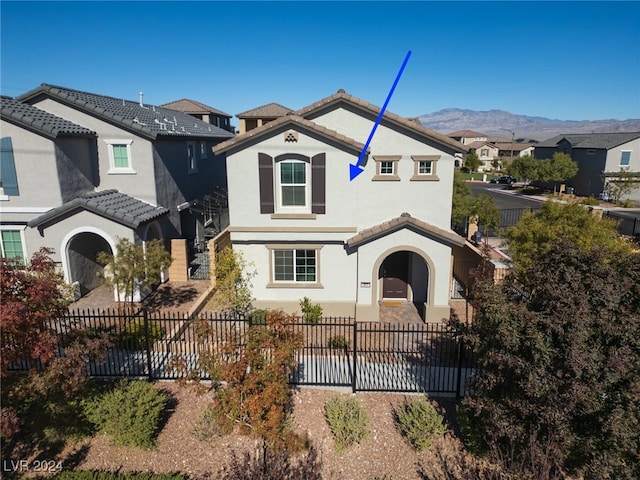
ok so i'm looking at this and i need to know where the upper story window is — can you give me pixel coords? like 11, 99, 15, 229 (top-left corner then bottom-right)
187, 142, 198, 173
279, 160, 307, 208
480, 148, 489, 157
0, 137, 19, 199
105, 139, 135, 174
258, 152, 326, 217
1, 229, 25, 265
620, 151, 631, 167
199, 141, 208, 159
372, 155, 401, 181
411, 155, 440, 181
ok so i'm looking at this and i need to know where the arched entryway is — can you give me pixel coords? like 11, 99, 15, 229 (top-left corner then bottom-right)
66, 232, 113, 295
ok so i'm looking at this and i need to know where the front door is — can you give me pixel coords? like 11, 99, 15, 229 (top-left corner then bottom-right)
381, 251, 409, 299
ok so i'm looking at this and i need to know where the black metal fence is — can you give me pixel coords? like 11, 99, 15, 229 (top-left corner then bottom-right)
9, 309, 477, 397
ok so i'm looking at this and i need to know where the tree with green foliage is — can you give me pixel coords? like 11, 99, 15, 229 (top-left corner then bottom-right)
505, 200, 632, 277
451, 170, 500, 236
462, 240, 640, 479
209, 247, 255, 316
464, 151, 482, 172
537, 152, 579, 192
507, 154, 539, 183
452, 170, 473, 225
97, 238, 172, 309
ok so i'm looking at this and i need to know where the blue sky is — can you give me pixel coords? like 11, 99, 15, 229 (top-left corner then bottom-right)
1, 1, 639, 122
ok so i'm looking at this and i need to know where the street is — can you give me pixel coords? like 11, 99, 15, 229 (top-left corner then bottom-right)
470, 183, 544, 210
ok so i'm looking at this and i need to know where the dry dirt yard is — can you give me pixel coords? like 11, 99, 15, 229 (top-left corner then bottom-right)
41, 382, 460, 480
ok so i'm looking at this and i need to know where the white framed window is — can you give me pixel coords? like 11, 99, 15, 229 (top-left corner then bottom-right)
187, 142, 198, 173
278, 160, 309, 210
411, 155, 440, 181
620, 151, 631, 167
105, 139, 135, 174
1, 228, 25, 265
480, 148, 489, 157
267, 244, 323, 288
372, 155, 401, 181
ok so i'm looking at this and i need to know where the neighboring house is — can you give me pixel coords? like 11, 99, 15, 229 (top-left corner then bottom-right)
214, 89, 466, 322
492, 141, 535, 160
236, 103, 292, 134
534, 132, 640, 201
1, 84, 234, 296
161, 98, 235, 133
465, 141, 499, 171
447, 130, 487, 145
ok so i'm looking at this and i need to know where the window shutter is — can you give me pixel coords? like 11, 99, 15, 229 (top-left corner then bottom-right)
258, 153, 274, 214
311, 153, 326, 214
0, 137, 19, 196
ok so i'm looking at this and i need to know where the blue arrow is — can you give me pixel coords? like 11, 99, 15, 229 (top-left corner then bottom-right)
350, 50, 412, 181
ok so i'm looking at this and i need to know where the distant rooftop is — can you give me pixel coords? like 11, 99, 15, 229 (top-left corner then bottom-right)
161, 98, 231, 118
236, 102, 292, 118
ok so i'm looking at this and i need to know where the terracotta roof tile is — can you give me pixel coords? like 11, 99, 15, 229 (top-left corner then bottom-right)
346, 213, 465, 249
160, 98, 231, 118
213, 114, 365, 155
296, 90, 466, 154
236, 103, 292, 118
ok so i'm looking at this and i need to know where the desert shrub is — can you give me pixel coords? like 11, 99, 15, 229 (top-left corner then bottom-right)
327, 335, 349, 349
455, 403, 489, 456
324, 395, 369, 452
191, 404, 233, 440
579, 196, 599, 206
219, 441, 323, 480
84, 380, 167, 449
43, 472, 186, 480
300, 297, 322, 324
393, 397, 446, 451
117, 319, 164, 350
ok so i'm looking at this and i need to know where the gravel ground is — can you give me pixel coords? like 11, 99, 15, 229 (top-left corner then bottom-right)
41, 382, 458, 480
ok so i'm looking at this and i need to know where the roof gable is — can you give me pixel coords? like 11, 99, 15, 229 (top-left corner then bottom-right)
160, 98, 231, 118
16, 84, 234, 141
28, 190, 169, 230
296, 90, 466, 155
447, 130, 487, 138
236, 103, 292, 118
346, 212, 465, 249
1, 96, 96, 139
213, 114, 365, 156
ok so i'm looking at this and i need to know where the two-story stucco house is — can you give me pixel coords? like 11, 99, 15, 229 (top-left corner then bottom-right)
534, 132, 640, 202
214, 90, 466, 322
0, 84, 234, 296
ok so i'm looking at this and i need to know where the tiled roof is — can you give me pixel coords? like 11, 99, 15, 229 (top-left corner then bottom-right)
465, 140, 495, 150
214, 114, 365, 156
160, 98, 231, 118
16, 84, 234, 140
346, 212, 465, 249
236, 103, 292, 118
28, 190, 169, 229
447, 130, 487, 138
1, 96, 96, 138
493, 142, 534, 151
296, 90, 466, 154
536, 132, 640, 150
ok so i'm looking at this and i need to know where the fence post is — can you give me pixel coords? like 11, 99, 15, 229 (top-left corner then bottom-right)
455, 333, 465, 398
351, 319, 357, 393
142, 309, 153, 381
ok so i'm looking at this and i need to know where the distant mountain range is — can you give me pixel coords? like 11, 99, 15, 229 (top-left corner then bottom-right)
418, 108, 640, 142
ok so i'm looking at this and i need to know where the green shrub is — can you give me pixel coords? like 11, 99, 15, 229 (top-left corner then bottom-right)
455, 402, 489, 456
43, 472, 186, 480
393, 397, 446, 451
117, 319, 164, 350
327, 335, 350, 349
191, 404, 233, 440
324, 395, 369, 452
246, 308, 267, 325
579, 196, 600, 206
84, 380, 167, 449
220, 441, 323, 480
300, 297, 323, 324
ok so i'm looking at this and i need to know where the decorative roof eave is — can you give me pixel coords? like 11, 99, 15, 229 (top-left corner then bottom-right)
346, 213, 466, 250
27, 190, 170, 230
296, 90, 467, 155
213, 114, 367, 157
